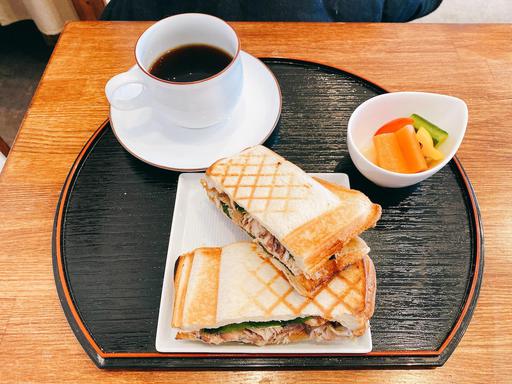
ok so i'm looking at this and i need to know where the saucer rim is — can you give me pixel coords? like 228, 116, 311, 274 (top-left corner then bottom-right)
109, 51, 282, 172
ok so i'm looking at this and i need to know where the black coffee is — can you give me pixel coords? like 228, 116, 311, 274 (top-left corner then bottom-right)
149, 44, 233, 82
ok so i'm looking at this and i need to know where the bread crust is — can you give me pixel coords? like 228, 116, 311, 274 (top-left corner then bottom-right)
171, 248, 222, 329
335, 236, 370, 271
171, 251, 195, 329
351, 255, 377, 336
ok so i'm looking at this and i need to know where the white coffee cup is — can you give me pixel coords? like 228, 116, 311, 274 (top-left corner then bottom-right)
105, 13, 243, 129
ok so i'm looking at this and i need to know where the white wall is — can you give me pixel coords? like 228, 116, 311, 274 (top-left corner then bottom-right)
414, 0, 512, 23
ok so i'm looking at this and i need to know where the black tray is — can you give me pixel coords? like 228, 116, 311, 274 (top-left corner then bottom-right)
53, 59, 483, 369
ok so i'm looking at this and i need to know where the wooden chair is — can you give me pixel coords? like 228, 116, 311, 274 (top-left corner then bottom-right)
0, 137, 10, 172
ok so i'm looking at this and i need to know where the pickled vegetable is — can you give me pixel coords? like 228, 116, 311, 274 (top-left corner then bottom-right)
373, 133, 409, 173
416, 127, 444, 161
395, 125, 428, 173
375, 117, 414, 135
410, 114, 448, 147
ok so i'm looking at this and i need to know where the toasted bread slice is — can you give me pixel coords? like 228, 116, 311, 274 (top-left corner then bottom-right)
203, 145, 381, 283
172, 242, 376, 337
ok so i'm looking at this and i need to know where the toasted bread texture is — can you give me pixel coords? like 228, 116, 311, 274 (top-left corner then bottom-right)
204, 145, 381, 277
335, 235, 371, 271
289, 177, 381, 275
172, 242, 376, 336
270, 236, 371, 298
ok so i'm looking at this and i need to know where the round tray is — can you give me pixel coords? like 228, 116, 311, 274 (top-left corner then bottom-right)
53, 59, 483, 369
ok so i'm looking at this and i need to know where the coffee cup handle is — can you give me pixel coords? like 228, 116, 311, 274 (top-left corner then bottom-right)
105, 66, 149, 111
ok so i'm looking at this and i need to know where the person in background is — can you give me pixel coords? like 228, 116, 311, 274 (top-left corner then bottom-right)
101, 0, 442, 22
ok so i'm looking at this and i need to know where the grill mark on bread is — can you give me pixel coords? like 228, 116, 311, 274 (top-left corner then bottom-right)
228, 156, 246, 205
252, 249, 365, 319
247, 154, 266, 212
249, 255, 296, 316
287, 257, 368, 321
207, 148, 322, 220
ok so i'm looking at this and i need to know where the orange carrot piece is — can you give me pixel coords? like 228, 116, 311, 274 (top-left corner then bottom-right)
373, 133, 409, 173
395, 125, 428, 173
375, 117, 414, 135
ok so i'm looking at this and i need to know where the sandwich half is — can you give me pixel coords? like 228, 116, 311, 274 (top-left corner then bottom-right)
172, 242, 376, 346
202, 145, 381, 297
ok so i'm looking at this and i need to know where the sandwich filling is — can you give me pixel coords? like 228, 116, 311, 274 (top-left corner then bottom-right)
203, 184, 302, 276
177, 317, 352, 346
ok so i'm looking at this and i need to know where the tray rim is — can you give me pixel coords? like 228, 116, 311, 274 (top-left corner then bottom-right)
52, 59, 484, 369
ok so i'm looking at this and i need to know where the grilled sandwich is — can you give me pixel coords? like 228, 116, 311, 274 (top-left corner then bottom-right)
201, 145, 381, 297
172, 242, 376, 345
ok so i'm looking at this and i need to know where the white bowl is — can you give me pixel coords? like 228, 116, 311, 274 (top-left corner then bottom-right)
347, 92, 468, 188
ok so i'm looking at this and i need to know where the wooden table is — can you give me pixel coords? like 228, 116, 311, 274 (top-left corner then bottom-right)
1, 21, 511, 383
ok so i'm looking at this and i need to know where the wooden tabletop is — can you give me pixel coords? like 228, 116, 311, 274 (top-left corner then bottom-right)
1, 21, 511, 383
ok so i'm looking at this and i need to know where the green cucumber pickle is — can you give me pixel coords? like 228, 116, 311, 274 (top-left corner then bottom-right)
410, 113, 448, 147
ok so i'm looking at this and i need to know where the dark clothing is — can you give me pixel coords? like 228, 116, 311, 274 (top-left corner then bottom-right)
101, 0, 442, 22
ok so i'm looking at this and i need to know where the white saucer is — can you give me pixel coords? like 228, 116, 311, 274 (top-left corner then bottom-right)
110, 51, 281, 171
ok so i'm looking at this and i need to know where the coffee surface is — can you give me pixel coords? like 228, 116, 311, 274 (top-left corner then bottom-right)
149, 44, 233, 82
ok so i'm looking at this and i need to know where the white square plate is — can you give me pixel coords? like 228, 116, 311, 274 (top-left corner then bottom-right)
155, 173, 372, 353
